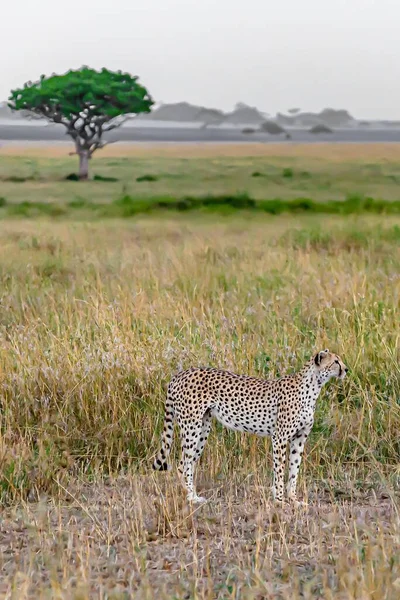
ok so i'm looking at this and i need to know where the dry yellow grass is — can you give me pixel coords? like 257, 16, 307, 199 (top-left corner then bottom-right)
2, 141, 400, 160
0, 215, 399, 598
1, 476, 399, 599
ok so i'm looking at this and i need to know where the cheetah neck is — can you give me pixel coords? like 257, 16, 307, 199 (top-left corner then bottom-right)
298, 360, 327, 384
296, 361, 326, 407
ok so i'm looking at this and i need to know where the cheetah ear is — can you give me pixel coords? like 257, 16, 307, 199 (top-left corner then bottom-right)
314, 349, 330, 366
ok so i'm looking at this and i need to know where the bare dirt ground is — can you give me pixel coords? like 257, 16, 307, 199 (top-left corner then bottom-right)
1, 472, 399, 599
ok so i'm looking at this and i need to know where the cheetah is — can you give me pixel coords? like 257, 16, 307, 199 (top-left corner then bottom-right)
153, 349, 348, 504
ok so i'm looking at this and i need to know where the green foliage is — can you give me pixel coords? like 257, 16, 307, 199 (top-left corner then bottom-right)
136, 174, 158, 182
8, 66, 153, 126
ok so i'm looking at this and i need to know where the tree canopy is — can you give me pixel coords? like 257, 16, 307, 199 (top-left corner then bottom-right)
8, 67, 154, 178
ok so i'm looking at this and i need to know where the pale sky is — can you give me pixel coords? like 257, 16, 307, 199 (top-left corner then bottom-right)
2, 0, 399, 119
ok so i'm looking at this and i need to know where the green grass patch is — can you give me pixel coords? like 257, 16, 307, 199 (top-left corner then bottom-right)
2, 193, 400, 219
3, 153, 400, 205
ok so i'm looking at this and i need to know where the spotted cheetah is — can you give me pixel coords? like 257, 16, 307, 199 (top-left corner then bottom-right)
153, 349, 348, 504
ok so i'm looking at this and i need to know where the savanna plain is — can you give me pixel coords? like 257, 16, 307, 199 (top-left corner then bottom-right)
0, 143, 399, 599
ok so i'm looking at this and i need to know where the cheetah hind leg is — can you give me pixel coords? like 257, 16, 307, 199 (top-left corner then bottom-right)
178, 420, 207, 504
193, 409, 213, 465
186, 411, 213, 504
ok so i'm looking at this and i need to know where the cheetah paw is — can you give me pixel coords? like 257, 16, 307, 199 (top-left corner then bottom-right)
291, 499, 308, 508
273, 498, 286, 507
187, 493, 207, 504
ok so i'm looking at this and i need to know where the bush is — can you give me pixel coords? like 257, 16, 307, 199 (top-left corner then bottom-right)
4, 175, 31, 182
93, 174, 119, 182
309, 124, 333, 134
136, 174, 158, 182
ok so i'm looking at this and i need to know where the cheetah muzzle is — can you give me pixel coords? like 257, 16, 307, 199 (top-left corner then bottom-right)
153, 349, 348, 505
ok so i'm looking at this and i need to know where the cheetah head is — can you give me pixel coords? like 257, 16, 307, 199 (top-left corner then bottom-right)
314, 349, 348, 381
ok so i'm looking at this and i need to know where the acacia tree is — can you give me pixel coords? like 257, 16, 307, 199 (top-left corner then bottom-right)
8, 67, 154, 179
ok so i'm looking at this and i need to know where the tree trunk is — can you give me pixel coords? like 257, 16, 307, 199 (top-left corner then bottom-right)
78, 150, 90, 180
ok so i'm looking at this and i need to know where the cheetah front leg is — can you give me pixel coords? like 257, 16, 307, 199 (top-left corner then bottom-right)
286, 426, 312, 505
271, 435, 287, 504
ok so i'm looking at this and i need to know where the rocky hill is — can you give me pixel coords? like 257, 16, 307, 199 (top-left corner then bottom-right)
276, 108, 355, 128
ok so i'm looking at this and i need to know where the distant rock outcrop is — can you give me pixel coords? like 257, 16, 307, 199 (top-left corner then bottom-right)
224, 102, 265, 125
318, 109, 353, 126
276, 108, 354, 128
196, 108, 225, 128
275, 112, 296, 126
138, 101, 266, 126
139, 102, 226, 127
142, 102, 204, 121
2, 98, 380, 130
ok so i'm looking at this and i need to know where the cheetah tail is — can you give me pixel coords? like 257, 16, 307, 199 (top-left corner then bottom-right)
152, 395, 175, 471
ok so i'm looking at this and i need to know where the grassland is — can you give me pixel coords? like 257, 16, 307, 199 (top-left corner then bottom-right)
1, 143, 400, 215
0, 144, 399, 598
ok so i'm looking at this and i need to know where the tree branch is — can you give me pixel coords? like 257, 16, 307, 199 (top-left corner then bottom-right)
87, 138, 118, 156
103, 114, 134, 132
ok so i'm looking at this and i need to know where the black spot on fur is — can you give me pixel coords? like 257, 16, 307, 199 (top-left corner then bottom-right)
153, 459, 169, 471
